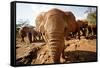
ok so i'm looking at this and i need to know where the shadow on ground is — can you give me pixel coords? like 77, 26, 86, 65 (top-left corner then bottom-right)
64, 50, 97, 63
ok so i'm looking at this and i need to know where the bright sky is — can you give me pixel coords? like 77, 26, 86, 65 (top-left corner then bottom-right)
16, 3, 96, 26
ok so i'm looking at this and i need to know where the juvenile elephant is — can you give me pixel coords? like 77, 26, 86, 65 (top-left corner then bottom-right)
43, 8, 68, 63
35, 8, 80, 63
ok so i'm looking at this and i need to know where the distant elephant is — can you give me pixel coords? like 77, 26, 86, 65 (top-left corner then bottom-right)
19, 26, 29, 42
19, 26, 41, 43
65, 12, 80, 40
87, 24, 96, 36
35, 12, 45, 31
42, 8, 68, 63
77, 20, 88, 37
35, 12, 47, 42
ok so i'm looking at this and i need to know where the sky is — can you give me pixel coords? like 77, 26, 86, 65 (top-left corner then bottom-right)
16, 3, 96, 26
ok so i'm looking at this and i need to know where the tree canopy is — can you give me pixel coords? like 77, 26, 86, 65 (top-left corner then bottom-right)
85, 7, 96, 25
86, 11, 96, 25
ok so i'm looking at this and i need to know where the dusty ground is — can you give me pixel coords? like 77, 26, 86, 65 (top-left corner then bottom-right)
16, 36, 97, 65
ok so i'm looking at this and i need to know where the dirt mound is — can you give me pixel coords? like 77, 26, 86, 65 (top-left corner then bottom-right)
31, 45, 51, 64
16, 41, 47, 65
16, 38, 97, 65
16, 43, 66, 65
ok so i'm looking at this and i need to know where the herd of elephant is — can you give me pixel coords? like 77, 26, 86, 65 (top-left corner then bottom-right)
18, 8, 97, 63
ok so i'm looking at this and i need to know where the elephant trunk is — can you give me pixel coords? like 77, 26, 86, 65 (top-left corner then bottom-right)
46, 32, 65, 63
44, 13, 66, 63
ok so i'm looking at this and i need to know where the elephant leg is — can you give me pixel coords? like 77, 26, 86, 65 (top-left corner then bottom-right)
21, 35, 25, 42
42, 33, 48, 43
38, 35, 40, 40
39, 33, 42, 40
81, 28, 84, 36
21, 37, 24, 42
78, 30, 80, 40
33, 36, 35, 42
72, 32, 75, 38
60, 46, 66, 63
28, 32, 32, 43
34, 35, 36, 41
38, 36, 40, 41
34, 36, 36, 41
83, 28, 87, 37
84, 28, 87, 37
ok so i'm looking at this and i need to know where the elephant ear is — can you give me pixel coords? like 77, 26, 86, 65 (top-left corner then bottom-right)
38, 21, 45, 34
65, 11, 76, 24
35, 12, 46, 33
35, 12, 44, 31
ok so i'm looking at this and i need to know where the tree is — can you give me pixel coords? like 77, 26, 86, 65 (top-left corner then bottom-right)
87, 11, 96, 25
16, 19, 30, 28
85, 7, 96, 25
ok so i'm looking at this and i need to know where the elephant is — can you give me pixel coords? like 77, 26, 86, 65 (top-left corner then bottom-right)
87, 24, 96, 36
19, 26, 41, 43
65, 12, 81, 40
36, 8, 81, 63
19, 26, 29, 42
35, 12, 45, 31
35, 12, 48, 42
77, 20, 88, 37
